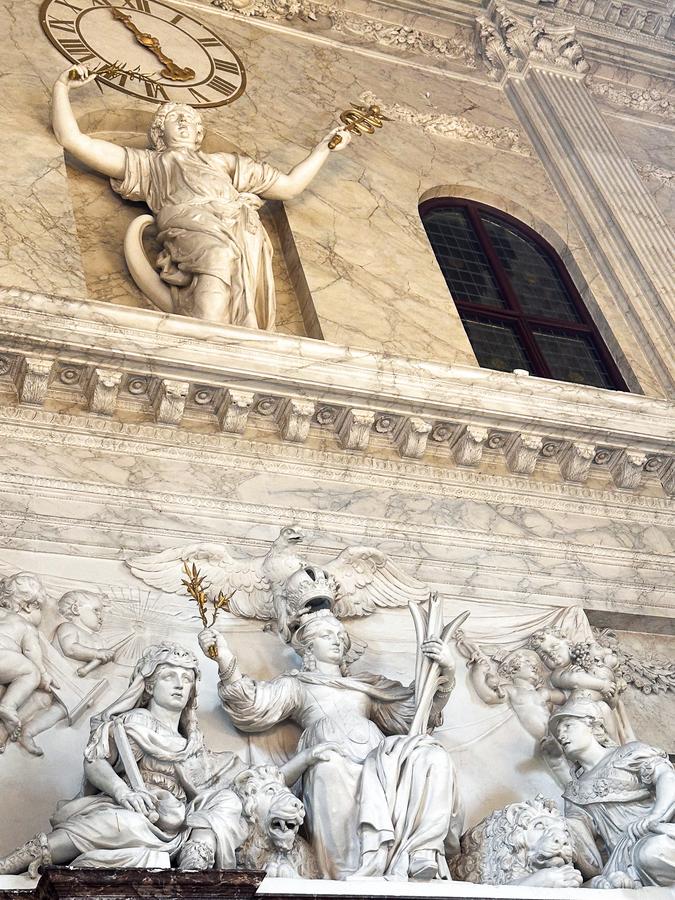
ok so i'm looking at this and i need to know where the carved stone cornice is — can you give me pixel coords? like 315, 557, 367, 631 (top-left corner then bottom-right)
476, 3, 589, 81
0, 288, 672, 498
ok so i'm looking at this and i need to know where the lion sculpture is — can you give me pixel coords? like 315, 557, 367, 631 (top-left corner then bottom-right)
233, 765, 317, 878
452, 797, 582, 888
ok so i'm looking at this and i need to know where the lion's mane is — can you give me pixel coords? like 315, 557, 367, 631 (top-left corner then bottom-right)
452, 797, 572, 885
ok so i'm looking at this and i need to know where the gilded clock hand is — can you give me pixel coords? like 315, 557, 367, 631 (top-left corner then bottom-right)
110, 6, 195, 81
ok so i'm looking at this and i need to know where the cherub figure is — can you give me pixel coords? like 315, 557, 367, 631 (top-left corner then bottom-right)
0, 573, 53, 744
53, 591, 116, 674
51, 65, 352, 330
455, 636, 565, 743
528, 627, 630, 743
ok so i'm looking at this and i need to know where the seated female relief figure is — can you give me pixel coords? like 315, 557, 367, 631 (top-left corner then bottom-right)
0, 642, 337, 875
199, 565, 464, 882
51, 65, 351, 330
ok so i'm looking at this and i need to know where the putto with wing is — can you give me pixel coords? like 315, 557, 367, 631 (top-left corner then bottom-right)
127, 526, 430, 639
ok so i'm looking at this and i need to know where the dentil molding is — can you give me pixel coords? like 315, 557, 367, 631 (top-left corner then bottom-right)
0, 287, 673, 498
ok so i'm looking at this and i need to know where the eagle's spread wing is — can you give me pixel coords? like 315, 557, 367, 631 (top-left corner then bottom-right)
126, 542, 272, 618
325, 546, 429, 618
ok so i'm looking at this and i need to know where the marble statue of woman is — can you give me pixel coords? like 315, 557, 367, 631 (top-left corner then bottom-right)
549, 696, 675, 888
199, 568, 464, 881
0, 642, 337, 875
51, 65, 351, 330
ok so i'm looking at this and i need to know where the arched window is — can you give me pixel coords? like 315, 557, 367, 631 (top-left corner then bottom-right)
419, 198, 627, 390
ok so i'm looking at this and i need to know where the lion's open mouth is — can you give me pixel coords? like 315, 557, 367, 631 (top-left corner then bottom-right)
269, 816, 302, 850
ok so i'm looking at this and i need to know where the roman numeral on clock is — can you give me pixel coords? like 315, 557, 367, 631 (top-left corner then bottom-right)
121, 0, 151, 11
198, 37, 221, 47
145, 80, 169, 100
214, 58, 239, 75
188, 87, 210, 104
50, 18, 78, 32
54, 0, 82, 12
209, 76, 236, 96
60, 38, 96, 61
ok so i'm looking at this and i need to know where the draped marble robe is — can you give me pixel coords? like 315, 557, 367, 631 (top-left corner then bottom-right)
111, 149, 282, 329
563, 742, 675, 887
219, 671, 463, 880
50, 707, 247, 868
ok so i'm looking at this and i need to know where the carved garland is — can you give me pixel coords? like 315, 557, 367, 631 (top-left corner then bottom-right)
210, 0, 477, 66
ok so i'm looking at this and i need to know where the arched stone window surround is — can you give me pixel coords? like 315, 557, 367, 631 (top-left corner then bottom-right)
419, 186, 633, 391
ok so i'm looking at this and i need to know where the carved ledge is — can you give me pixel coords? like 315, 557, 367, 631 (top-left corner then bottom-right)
0, 289, 672, 498
150, 378, 189, 426
17, 866, 264, 900
216, 388, 255, 434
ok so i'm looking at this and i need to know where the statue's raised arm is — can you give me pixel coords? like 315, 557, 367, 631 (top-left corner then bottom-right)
49, 67, 353, 330
52, 66, 126, 179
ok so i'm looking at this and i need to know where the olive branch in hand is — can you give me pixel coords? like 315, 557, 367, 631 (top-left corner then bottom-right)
181, 562, 233, 659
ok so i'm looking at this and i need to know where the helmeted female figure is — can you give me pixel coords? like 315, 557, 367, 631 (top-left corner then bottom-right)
200, 567, 464, 881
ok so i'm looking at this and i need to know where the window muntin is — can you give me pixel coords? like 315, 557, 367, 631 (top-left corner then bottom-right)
420, 199, 627, 390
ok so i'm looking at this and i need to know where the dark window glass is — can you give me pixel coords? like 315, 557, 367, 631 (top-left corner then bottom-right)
420, 199, 627, 390
423, 208, 504, 308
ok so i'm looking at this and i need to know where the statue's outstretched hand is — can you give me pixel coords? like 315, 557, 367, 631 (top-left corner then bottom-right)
198, 627, 234, 667
58, 64, 97, 89
321, 127, 352, 152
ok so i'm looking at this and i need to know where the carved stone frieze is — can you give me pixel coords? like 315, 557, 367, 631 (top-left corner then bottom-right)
587, 79, 675, 121
360, 92, 532, 157
552, 0, 672, 40
216, 388, 255, 434
83, 367, 123, 417
0, 290, 672, 499
476, 4, 589, 80
211, 0, 476, 66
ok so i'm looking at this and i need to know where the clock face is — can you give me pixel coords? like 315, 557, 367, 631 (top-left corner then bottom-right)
40, 0, 246, 108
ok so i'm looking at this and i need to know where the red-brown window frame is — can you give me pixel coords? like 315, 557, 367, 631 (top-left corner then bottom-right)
419, 197, 628, 391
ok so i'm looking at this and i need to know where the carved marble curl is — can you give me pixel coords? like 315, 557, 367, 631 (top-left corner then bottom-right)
476, 5, 589, 79
586, 79, 675, 121
593, 628, 675, 696
360, 92, 532, 157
